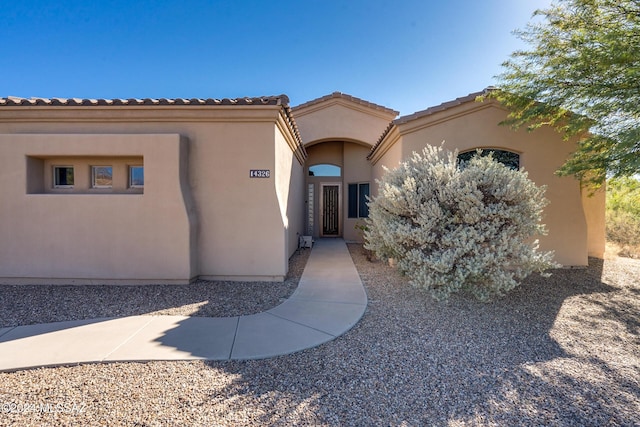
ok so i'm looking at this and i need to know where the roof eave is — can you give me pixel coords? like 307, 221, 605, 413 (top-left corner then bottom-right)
392, 88, 498, 126
0, 95, 290, 107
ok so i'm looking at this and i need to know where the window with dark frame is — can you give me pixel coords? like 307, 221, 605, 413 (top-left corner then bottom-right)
53, 166, 74, 188
457, 149, 520, 170
348, 182, 370, 218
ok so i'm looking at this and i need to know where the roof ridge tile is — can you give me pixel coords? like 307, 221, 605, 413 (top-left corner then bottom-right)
292, 91, 398, 115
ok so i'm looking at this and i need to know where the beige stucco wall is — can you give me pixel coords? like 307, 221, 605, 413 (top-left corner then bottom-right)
275, 122, 305, 268
371, 101, 604, 266
343, 143, 373, 241
294, 102, 396, 147
306, 141, 344, 168
0, 133, 196, 283
0, 105, 304, 282
191, 120, 290, 281
371, 127, 402, 196
582, 185, 606, 258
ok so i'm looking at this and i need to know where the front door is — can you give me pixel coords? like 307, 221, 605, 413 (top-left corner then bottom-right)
321, 184, 340, 236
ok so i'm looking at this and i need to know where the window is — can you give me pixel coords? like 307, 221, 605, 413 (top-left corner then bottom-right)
92, 166, 113, 188
53, 166, 74, 188
307, 183, 314, 234
348, 183, 370, 218
457, 149, 520, 170
309, 164, 341, 177
129, 166, 144, 188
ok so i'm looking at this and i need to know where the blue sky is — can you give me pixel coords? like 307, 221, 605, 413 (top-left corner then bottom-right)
0, 0, 552, 116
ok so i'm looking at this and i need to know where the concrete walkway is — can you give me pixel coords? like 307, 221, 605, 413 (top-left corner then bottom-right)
0, 239, 367, 371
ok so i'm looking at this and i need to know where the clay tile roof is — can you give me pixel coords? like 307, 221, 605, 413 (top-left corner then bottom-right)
392, 88, 496, 125
0, 95, 290, 108
292, 91, 399, 116
367, 88, 496, 160
0, 93, 304, 158
366, 122, 397, 160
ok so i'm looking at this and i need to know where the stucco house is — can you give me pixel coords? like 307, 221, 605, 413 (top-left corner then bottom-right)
0, 89, 605, 284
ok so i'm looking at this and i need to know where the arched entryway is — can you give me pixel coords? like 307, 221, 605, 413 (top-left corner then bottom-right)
305, 140, 372, 240
291, 92, 400, 242
308, 163, 342, 237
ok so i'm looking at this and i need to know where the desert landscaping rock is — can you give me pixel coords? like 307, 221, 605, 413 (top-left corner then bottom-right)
0, 249, 309, 328
0, 245, 638, 426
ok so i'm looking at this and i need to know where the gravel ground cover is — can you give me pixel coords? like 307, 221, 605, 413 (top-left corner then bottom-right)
0, 248, 309, 328
1, 245, 639, 426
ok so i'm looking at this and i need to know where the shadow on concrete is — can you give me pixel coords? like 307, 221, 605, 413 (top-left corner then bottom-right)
0, 317, 113, 342
0, 249, 310, 330
153, 239, 367, 360
179, 254, 638, 425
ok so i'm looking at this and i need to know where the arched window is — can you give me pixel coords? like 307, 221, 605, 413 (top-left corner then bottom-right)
457, 149, 520, 170
308, 164, 341, 177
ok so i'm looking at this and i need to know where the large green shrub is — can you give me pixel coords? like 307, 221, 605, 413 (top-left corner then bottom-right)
364, 145, 558, 301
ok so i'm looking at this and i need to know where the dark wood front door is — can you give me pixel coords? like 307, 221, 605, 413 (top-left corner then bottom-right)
322, 185, 339, 236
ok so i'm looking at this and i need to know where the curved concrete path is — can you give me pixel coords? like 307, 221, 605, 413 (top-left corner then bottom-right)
0, 239, 367, 371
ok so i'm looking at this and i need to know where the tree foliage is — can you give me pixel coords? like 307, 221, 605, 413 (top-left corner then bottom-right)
364, 145, 558, 302
606, 176, 640, 256
490, 0, 640, 186
607, 176, 640, 216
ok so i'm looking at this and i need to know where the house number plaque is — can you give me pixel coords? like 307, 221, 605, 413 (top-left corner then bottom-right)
249, 169, 270, 178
